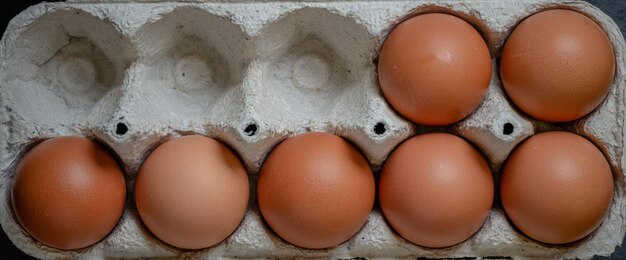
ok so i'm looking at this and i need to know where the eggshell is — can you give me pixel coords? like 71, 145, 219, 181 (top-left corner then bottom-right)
11, 136, 126, 250
500, 9, 615, 122
135, 135, 249, 250
378, 13, 492, 126
379, 133, 493, 248
2, 1, 626, 259
500, 131, 613, 244
257, 132, 375, 249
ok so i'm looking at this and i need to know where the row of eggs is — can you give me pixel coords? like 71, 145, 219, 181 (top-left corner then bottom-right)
379, 9, 615, 125
11, 130, 613, 251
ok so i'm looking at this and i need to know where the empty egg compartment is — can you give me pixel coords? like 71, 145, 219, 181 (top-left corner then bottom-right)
0, 0, 624, 259
0, 9, 135, 128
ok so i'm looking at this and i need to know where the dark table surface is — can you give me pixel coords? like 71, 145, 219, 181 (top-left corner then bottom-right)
1, 0, 625, 259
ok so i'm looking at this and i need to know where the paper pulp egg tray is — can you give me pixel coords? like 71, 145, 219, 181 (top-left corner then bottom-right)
0, 0, 624, 259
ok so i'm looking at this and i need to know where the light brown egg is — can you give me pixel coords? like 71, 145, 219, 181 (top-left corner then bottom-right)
135, 135, 249, 249
11, 136, 126, 250
257, 132, 375, 249
379, 133, 493, 248
500, 9, 615, 122
378, 13, 492, 126
500, 131, 613, 244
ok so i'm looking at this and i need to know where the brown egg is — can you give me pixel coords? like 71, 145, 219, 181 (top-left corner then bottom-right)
257, 132, 375, 249
378, 13, 492, 126
500, 9, 615, 122
135, 135, 249, 249
501, 131, 613, 244
11, 136, 126, 250
379, 133, 493, 248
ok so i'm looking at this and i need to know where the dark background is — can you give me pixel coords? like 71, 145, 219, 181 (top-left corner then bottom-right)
1, 0, 625, 259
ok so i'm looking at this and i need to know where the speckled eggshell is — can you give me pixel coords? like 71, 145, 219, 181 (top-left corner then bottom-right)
378, 13, 492, 126
500, 131, 613, 244
257, 132, 375, 249
379, 133, 494, 248
500, 9, 615, 122
11, 136, 126, 250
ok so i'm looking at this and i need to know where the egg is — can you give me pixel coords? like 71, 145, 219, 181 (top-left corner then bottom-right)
257, 132, 375, 249
500, 9, 615, 122
500, 131, 613, 244
11, 136, 126, 250
378, 13, 492, 126
379, 133, 493, 248
135, 135, 249, 249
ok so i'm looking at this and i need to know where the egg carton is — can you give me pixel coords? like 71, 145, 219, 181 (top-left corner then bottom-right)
0, 0, 624, 259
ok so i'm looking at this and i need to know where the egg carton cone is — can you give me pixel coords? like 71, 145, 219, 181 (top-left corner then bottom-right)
0, 0, 624, 259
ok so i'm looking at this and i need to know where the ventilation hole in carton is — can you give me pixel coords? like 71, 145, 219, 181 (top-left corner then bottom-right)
503, 122, 514, 135
374, 122, 386, 135
115, 123, 128, 136
244, 124, 258, 136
